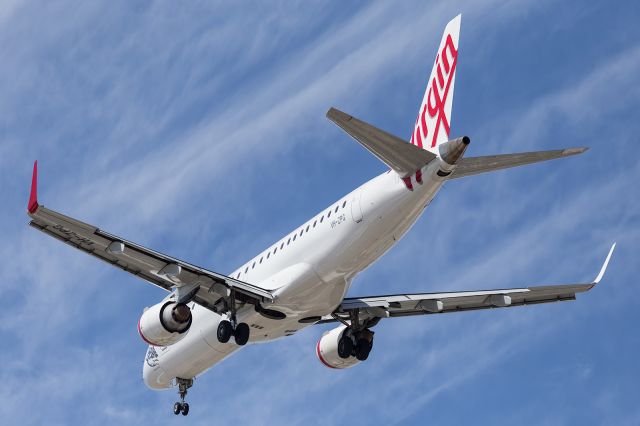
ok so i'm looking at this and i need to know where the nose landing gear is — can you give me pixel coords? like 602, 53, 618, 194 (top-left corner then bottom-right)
173, 378, 193, 416
173, 402, 189, 416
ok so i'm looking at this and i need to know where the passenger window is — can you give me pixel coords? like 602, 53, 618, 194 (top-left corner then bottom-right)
244, 267, 248, 273
280, 242, 284, 250
287, 238, 291, 245
313, 220, 317, 227
293, 235, 296, 241
306, 225, 310, 232
335, 206, 339, 213
299, 229, 303, 236
274, 247, 278, 254
342, 201, 347, 208
252, 262, 255, 269
328, 210, 332, 218
237, 272, 240, 278
320, 216, 324, 223
260, 257, 263, 264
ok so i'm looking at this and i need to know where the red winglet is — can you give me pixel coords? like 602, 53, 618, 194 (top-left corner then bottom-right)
28, 160, 39, 214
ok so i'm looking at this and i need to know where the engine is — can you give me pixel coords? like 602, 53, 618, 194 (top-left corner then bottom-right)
138, 301, 192, 347
316, 326, 361, 369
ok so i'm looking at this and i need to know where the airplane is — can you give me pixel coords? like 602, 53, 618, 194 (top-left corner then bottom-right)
27, 15, 615, 416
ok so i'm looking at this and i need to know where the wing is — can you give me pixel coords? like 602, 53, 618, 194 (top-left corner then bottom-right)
321, 244, 615, 324
26, 161, 273, 312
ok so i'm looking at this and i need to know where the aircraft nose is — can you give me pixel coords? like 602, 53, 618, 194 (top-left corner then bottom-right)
143, 346, 171, 390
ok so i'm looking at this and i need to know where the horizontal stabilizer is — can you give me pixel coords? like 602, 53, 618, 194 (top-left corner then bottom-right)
327, 107, 436, 177
449, 147, 588, 179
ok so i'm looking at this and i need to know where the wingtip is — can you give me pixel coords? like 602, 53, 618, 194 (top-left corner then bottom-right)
562, 147, 589, 156
27, 160, 38, 214
326, 107, 352, 122
594, 243, 616, 284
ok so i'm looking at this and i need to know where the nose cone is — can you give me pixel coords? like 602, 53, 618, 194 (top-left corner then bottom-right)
143, 346, 172, 390
439, 136, 470, 165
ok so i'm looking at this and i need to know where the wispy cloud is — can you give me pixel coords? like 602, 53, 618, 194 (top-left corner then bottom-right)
1, 0, 638, 425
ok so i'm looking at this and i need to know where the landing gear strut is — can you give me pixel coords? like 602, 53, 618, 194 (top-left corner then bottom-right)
173, 378, 192, 416
216, 289, 250, 346
335, 310, 375, 361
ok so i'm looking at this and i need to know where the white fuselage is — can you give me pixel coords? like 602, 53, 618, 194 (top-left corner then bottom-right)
143, 158, 447, 389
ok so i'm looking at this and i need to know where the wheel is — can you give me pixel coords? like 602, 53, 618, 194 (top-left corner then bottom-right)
181, 403, 189, 416
337, 335, 353, 359
173, 402, 182, 415
355, 338, 372, 361
355, 339, 372, 361
217, 320, 233, 343
234, 322, 250, 346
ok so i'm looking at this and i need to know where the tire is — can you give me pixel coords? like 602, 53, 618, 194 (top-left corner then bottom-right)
355, 338, 372, 361
173, 402, 182, 415
337, 335, 353, 359
181, 403, 189, 416
217, 320, 233, 343
234, 322, 250, 346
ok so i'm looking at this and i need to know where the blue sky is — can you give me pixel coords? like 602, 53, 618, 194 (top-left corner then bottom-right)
1, 1, 639, 424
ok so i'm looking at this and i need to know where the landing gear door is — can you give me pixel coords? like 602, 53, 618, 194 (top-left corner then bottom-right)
351, 190, 363, 223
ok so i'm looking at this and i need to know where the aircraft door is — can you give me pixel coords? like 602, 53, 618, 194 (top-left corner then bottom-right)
351, 190, 363, 223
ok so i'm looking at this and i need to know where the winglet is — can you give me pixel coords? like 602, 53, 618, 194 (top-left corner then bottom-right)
28, 160, 39, 214
594, 243, 616, 284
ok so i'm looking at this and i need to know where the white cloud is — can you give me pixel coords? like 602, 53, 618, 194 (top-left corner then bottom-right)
1, 0, 638, 424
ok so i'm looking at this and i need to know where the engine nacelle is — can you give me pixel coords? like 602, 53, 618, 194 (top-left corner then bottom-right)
316, 326, 360, 369
138, 301, 192, 347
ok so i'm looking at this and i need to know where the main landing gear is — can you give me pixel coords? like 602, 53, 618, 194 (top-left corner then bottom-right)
216, 289, 250, 346
217, 319, 250, 345
338, 328, 374, 361
334, 309, 375, 361
173, 378, 192, 416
